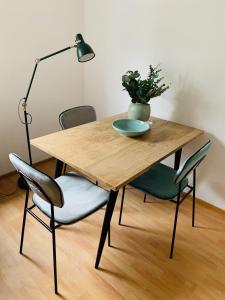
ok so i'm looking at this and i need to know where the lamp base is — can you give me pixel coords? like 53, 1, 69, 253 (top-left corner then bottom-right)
17, 177, 28, 190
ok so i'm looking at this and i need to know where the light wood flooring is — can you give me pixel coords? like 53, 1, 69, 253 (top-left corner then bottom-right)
0, 159, 225, 300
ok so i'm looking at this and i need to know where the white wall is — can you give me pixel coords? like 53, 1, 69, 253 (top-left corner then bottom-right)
84, 0, 225, 209
1, 1, 225, 210
0, 0, 84, 175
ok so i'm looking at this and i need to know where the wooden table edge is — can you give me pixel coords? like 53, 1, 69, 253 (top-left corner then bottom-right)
31, 128, 204, 192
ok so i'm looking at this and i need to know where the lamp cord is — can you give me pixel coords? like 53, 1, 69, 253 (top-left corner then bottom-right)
0, 175, 18, 199
18, 98, 32, 125
1, 99, 32, 198
1, 98, 33, 198
0, 188, 18, 199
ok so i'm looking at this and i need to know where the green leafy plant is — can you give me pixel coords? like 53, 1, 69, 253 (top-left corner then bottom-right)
122, 65, 170, 104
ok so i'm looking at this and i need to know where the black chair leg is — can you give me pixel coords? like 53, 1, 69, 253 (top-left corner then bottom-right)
50, 219, 54, 228
192, 169, 196, 227
108, 224, 111, 247
143, 193, 147, 203
118, 187, 126, 225
20, 189, 29, 254
170, 190, 181, 259
51, 205, 58, 294
63, 163, 67, 175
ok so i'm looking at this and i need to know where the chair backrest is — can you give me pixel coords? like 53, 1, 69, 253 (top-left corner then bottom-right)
9, 153, 64, 208
59, 105, 96, 129
174, 141, 211, 184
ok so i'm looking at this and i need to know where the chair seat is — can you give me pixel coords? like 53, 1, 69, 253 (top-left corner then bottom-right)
130, 163, 188, 200
33, 173, 110, 224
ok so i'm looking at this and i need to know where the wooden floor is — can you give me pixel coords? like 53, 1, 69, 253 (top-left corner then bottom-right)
1, 160, 225, 300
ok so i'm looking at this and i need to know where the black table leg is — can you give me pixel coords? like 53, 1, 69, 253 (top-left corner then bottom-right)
174, 148, 182, 171
95, 190, 119, 269
54, 160, 64, 178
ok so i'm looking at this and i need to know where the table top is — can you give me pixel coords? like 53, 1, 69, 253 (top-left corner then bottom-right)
31, 113, 203, 191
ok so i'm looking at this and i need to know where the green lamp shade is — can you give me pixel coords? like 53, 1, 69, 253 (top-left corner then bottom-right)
76, 33, 95, 62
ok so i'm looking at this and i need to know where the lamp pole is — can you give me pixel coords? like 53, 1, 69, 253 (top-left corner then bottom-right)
18, 34, 95, 189
21, 45, 75, 166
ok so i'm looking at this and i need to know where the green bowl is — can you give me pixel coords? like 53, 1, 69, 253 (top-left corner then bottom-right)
112, 119, 150, 137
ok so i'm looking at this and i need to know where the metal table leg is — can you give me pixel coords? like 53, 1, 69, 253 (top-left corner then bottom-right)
174, 148, 182, 170
54, 160, 64, 178
95, 190, 119, 269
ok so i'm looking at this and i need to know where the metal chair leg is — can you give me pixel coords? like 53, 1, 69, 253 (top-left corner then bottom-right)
143, 193, 147, 203
192, 169, 196, 227
50, 219, 54, 228
63, 163, 67, 175
170, 187, 181, 259
118, 187, 126, 225
51, 205, 58, 294
108, 224, 111, 247
20, 189, 29, 254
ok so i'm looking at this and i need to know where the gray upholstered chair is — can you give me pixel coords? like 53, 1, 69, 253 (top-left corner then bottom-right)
118, 141, 211, 258
59, 105, 96, 174
59, 105, 96, 129
9, 153, 110, 294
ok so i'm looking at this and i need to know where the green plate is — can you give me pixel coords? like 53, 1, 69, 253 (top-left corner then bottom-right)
112, 119, 150, 137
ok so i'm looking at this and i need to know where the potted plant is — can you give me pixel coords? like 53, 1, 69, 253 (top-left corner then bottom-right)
122, 65, 170, 121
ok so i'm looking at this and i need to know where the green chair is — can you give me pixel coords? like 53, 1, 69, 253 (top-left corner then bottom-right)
118, 141, 211, 258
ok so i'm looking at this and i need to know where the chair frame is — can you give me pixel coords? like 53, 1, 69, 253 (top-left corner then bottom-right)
58, 105, 96, 130
118, 156, 206, 259
18, 170, 111, 294
19, 171, 62, 294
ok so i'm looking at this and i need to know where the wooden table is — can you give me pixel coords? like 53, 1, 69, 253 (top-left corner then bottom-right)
31, 113, 203, 268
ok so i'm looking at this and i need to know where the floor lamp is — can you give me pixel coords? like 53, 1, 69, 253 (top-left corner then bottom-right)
18, 33, 95, 189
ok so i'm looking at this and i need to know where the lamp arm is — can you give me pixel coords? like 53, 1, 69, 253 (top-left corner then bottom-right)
24, 45, 75, 104
24, 63, 38, 104
39, 45, 75, 62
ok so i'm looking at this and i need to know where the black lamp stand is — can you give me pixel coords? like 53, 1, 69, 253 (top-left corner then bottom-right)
18, 45, 76, 189
18, 34, 95, 189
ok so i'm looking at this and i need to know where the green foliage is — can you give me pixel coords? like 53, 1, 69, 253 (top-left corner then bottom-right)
122, 65, 170, 104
